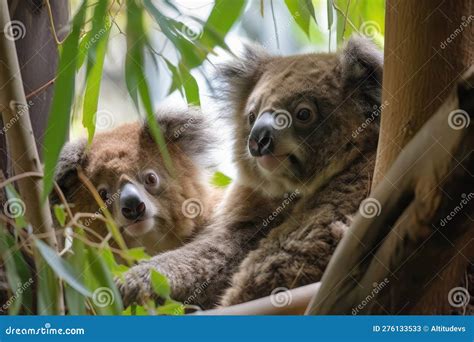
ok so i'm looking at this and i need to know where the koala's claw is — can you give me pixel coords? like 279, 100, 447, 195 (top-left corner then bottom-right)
115, 265, 153, 308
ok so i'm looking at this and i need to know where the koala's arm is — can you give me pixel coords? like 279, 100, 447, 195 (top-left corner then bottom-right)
117, 185, 272, 309
118, 225, 252, 308
219, 205, 347, 306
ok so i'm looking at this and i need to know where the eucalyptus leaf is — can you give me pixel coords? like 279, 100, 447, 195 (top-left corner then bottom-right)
35, 239, 91, 297
83, 0, 111, 143
150, 269, 171, 299
42, 0, 88, 199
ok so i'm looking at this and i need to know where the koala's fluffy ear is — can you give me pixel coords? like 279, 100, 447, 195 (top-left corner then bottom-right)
146, 107, 218, 170
340, 36, 383, 107
53, 139, 87, 201
215, 43, 271, 107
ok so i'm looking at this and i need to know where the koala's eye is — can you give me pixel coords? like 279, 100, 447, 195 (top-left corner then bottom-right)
296, 108, 312, 122
145, 172, 158, 185
248, 112, 256, 125
98, 188, 109, 201
143, 171, 160, 191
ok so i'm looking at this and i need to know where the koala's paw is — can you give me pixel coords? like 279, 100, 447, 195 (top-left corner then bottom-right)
115, 264, 153, 308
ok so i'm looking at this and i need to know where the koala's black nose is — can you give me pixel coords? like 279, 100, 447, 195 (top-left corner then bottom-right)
120, 183, 146, 221
248, 112, 275, 157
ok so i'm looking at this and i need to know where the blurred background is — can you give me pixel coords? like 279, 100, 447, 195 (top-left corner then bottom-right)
70, 0, 385, 177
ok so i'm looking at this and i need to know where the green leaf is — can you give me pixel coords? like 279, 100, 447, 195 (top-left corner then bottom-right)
156, 298, 184, 315
125, 247, 151, 262
178, 63, 200, 106
0, 225, 33, 314
65, 227, 87, 315
126, 0, 173, 173
83, 0, 111, 143
150, 269, 170, 299
195, 0, 245, 57
86, 246, 123, 314
36, 263, 60, 315
53, 205, 66, 226
285, 0, 317, 36
42, 0, 88, 200
35, 239, 92, 297
211, 171, 232, 188
327, 0, 334, 29
76, 31, 91, 71
122, 304, 148, 316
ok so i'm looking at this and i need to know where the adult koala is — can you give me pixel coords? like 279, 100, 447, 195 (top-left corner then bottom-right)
118, 36, 383, 308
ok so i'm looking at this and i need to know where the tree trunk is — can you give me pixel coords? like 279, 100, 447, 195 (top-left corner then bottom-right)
0, 0, 68, 173
372, 0, 473, 186
368, 0, 473, 314
307, 68, 473, 314
0, 0, 58, 247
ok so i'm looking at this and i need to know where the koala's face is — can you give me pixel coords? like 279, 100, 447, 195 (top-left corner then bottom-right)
219, 37, 382, 197
83, 123, 175, 240
55, 109, 217, 254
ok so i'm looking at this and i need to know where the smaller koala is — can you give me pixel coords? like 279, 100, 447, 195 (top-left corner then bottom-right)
54, 108, 221, 256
